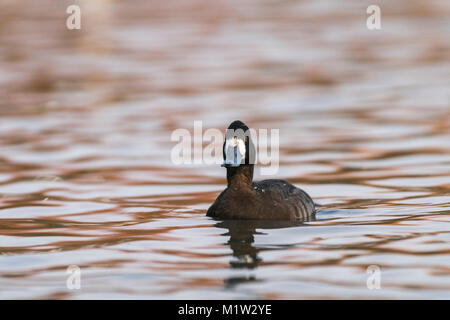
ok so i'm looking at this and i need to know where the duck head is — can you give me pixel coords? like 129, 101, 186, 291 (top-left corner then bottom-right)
221, 120, 255, 168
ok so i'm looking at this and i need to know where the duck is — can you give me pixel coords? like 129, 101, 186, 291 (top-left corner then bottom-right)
207, 120, 316, 220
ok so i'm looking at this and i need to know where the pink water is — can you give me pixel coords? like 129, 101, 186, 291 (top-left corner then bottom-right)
0, 0, 449, 299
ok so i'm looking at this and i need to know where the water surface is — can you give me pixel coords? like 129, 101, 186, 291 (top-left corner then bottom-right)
0, 0, 449, 299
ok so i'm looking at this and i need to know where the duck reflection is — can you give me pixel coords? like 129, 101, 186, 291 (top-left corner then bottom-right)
214, 216, 315, 288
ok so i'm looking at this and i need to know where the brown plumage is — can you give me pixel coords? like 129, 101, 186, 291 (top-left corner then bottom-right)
207, 120, 315, 221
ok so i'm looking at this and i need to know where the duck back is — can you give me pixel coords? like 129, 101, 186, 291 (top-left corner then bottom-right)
207, 179, 315, 220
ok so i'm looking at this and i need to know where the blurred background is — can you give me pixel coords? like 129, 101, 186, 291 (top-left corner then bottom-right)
0, 0, 449, 299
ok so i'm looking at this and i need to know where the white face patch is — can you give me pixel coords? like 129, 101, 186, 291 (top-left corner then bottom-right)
224, 137, 246, 166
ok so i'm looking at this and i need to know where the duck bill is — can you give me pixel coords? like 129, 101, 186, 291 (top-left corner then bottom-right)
221, 145, 242, 167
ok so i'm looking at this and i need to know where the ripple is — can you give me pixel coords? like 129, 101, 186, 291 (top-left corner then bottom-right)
0, 0, 449, 300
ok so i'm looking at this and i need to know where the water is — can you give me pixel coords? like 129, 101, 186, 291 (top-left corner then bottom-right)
0, 0, 449, 299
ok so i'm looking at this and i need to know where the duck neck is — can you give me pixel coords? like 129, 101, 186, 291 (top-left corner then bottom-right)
226, 165, 254, 191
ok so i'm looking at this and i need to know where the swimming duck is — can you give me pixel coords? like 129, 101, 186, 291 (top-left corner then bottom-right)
207, 120, 315, 220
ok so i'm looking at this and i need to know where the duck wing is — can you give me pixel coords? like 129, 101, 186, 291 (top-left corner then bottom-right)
253, 179, 315, 220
